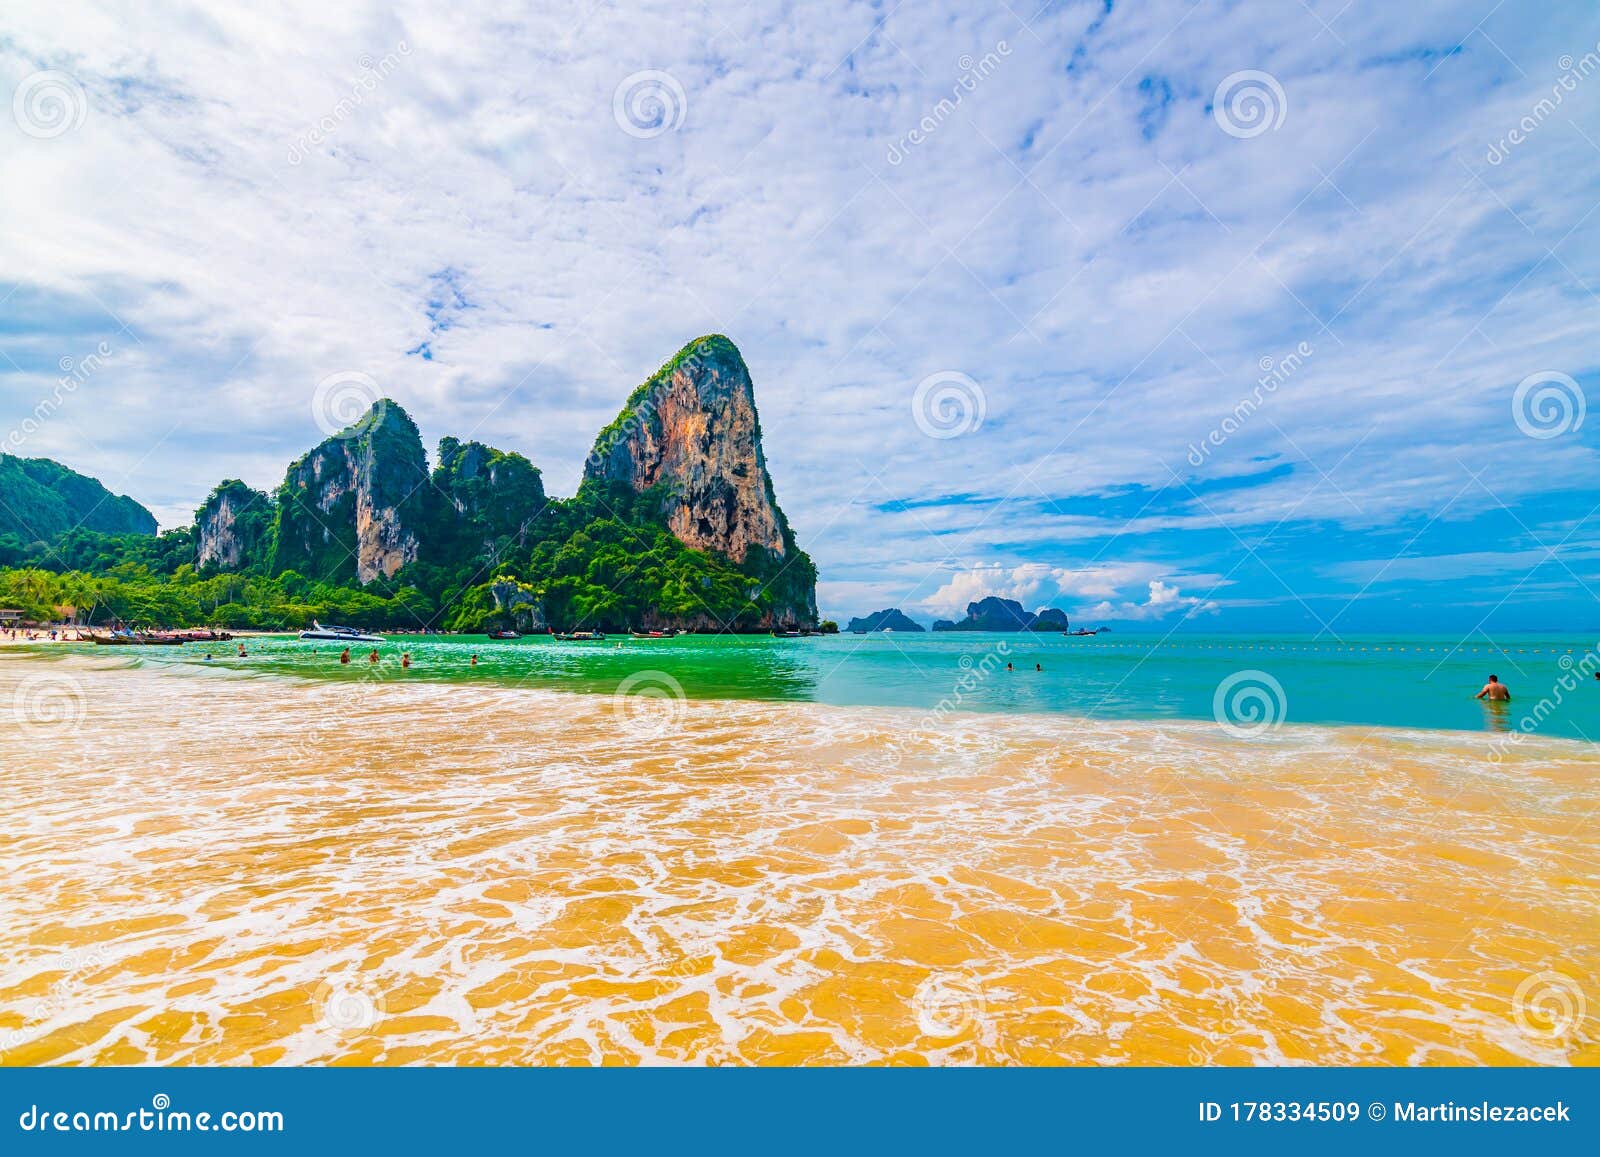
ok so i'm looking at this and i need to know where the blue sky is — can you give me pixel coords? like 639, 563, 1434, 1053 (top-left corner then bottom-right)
1, 0, 1598, 634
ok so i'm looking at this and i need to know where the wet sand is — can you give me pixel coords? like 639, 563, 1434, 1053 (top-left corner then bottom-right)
1, 652, 1595, 1065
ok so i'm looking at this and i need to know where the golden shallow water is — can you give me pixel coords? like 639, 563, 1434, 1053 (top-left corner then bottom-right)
1, 653, 1596, 1066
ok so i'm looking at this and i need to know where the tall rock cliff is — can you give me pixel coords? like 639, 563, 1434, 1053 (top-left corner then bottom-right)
270, 401, 428, 584
194, 480, 273, 570
583, 334, 817, 626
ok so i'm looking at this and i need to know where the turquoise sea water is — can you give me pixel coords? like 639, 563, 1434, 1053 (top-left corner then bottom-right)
96, 631, 1600, 741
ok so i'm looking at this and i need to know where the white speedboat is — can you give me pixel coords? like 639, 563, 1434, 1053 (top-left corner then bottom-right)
299, 621, 386, 644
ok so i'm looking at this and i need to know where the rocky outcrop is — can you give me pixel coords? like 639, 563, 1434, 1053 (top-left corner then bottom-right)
847, 608, 925, 633
583, 334, 817, 627
489, 578, 547, 632
270, 401, 428, 584
431, 437, 546, 552
194, 480, 272, 570
932, 596, 1069, 632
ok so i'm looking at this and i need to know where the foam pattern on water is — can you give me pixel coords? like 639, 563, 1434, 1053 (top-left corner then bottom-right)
1, 654, 1595, 1066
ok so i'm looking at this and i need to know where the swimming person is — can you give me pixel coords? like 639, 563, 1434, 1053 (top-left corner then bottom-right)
1474, 674, 1511, 702
1035, 663, 1042, 672
339, 647, 351, 665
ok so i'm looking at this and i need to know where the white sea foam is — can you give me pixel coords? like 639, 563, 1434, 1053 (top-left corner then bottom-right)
0, 653, 1594, 1066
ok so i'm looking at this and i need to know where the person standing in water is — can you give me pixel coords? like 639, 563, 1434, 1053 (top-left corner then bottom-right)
237, 643, 247, 657
1475, 674, 1511, 701
368, 648, 380, 665
401, 652, 412, 669
339, 647, 351, 665
470, 654, 479, 667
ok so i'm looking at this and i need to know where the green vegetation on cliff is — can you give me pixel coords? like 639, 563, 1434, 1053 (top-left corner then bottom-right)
1, 337, 819, 633
0, 454, 157, 546
269, 403, 430, 583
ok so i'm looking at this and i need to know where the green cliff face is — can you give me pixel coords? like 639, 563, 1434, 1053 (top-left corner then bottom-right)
581, 334, 818, 628
194, 480, 274, 571
429, 437, 548, 557
269, 402, 430, 584
0, 454, 157, 543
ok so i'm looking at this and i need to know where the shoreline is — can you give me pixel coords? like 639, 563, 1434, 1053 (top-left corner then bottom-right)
4, 644, 1596, 758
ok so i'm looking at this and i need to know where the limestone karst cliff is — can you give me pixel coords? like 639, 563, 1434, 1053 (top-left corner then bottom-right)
181, 335, 817, 630
194, 480, 273, 571
269, 403, 429, 584
583, 335, 816, 627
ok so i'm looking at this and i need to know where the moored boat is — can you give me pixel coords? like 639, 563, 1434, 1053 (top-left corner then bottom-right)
485, 629, 521, 640
554, 630, 606, 641
299, 621, 385, 644
90, 630, 184, 645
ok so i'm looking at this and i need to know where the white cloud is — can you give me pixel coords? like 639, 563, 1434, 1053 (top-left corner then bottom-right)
915, 562, 1224, 621
0, 1, 1596, 623
1087, 579, 1220, 623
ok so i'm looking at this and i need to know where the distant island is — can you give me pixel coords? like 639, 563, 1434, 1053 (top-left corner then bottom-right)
931, 596, 1070, 632
846, 608, 925, 633
0, 335, 820, 634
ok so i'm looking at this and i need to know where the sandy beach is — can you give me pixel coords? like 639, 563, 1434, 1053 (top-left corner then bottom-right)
2, 649, 1595, 1066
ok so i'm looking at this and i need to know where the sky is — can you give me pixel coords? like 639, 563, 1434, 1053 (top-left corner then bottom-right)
1, 0, 1598, 635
